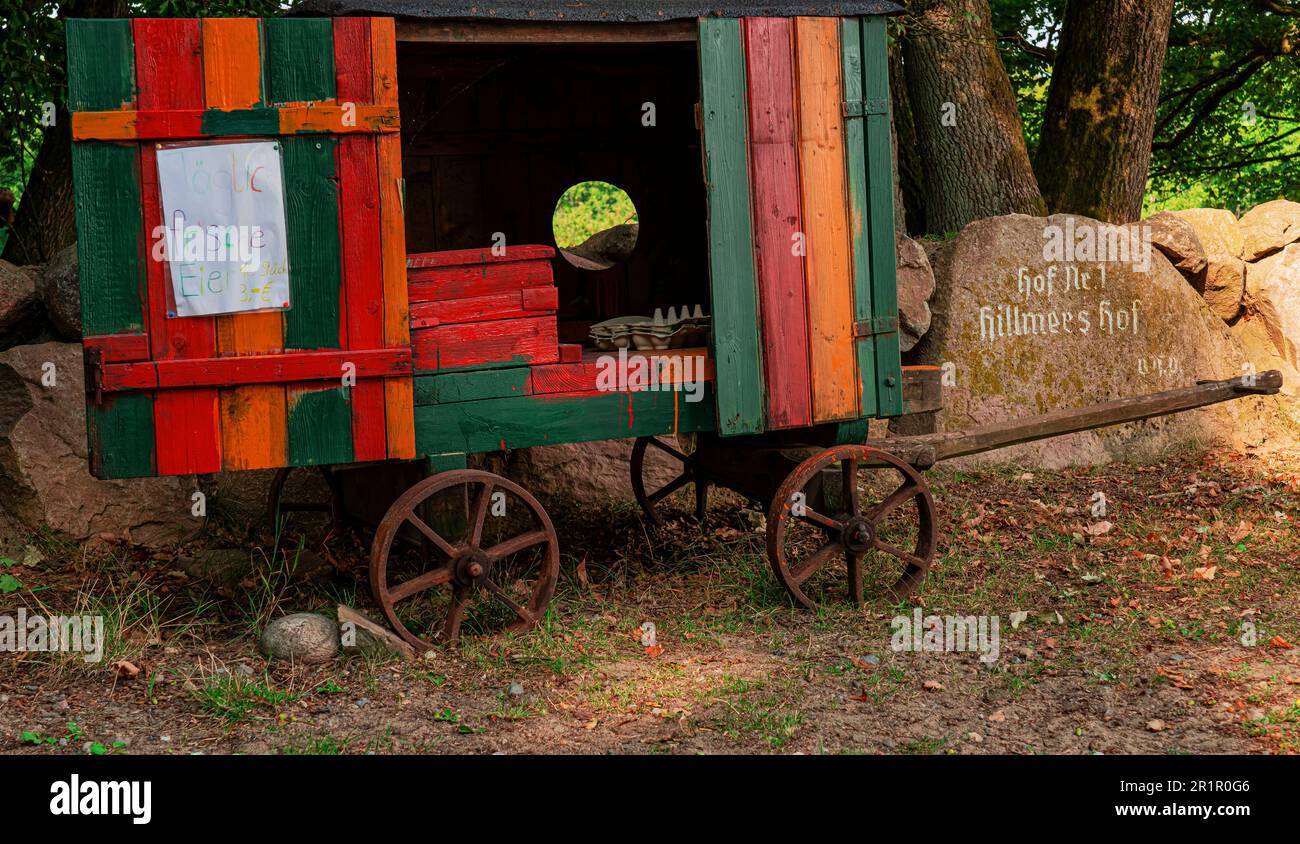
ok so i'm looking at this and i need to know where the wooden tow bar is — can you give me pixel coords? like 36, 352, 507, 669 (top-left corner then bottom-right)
634, 372, 1282, 612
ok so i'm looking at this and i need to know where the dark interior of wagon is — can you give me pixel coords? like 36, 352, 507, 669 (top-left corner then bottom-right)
396, 40, 711, 344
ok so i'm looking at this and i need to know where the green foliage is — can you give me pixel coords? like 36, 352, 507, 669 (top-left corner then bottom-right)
992, 0, 1300, 214
551, 180, 638, 249
0, 0, 297, 206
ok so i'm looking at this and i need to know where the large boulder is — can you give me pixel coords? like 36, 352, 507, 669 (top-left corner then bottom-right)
0, 342, 195, 546
40, 244, 82, 341
897, 235, 935, 352
1237, 199, 1300, 262
1142, 212, 1207, 276
913, 214, 1282, 468
1247, 243, 1300, 371
0, 260, 41, 349
1169, 208, 1246, 321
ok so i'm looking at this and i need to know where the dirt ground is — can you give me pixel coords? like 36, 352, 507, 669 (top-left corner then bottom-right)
2, 444, 1298, 755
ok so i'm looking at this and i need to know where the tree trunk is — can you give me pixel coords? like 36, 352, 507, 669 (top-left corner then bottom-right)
1034, 0, 1175, 223
901, 0, 1045, 235
2, 109, 75, 266
2, 0, 127, 266
890, 42, 925, 237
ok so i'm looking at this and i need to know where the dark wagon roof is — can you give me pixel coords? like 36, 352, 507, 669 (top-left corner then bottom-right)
293, 1, 905, 21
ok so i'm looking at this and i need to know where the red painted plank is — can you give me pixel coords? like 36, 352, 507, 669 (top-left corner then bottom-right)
744, 17, 812, 429
408, 286, 558, 328
135, 18, 222, 474
84, 334, 151, 363
531, 348, 716, 394
102, 349, 412, 392
412, 316, 559, 372
334, 17, 387, 463
407, 259, 555, 303
559, 343, 583, 363
132, 108, 205, 139
406, 245, 556, 268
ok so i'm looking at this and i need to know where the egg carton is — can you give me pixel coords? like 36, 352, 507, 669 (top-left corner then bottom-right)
590, 305, 710, 351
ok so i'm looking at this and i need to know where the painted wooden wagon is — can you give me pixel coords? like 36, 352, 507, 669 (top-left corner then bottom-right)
66, 3, 1281, 649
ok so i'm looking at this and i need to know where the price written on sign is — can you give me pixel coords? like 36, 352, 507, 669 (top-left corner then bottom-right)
155, 140, 291, 318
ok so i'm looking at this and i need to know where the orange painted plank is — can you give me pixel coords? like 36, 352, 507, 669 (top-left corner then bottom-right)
278, 103, 398, 134
204, 17, 289, 471
372, 16, 415, 459
71, 110, 138, 140
794, 17, 857, 421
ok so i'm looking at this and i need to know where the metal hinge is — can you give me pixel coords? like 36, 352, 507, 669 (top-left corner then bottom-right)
842, 98, 889, 118
854, 316, 898, 338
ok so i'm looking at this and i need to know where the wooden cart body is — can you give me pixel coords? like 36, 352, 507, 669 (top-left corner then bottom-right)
67, 3, 912, 480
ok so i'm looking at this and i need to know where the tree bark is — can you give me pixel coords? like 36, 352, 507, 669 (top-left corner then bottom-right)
1034, 0, 1175, 223
890, 42, 925, 237
2, 109, 75, 266
2, 0, 127, 266
901, 0, 1045, 235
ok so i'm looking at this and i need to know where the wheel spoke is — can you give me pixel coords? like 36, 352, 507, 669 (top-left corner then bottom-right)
867, 480, 920, 523
483, 578, 535, 624
799, 507, 844, 533
484, 529, 549, 561
842, 458, 860, 513
468, 481, 493, 546
789, 541, 840, 585
648, 472, 692, 505
442, 587, 468, 643
873, 537, 927, 568
846, 551, 863, 605
388, 565, 453, 603
647, 437, 690, 464
407, 512, 457, 558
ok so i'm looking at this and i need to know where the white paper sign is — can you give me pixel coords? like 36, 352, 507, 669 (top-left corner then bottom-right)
156, 141, 291, 318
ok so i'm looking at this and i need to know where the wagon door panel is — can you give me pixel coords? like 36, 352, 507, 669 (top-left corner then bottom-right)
69, 16, 415, 480
697, 14, 904, 436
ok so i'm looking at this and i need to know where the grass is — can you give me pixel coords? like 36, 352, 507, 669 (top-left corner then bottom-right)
3, 445, 1297, 754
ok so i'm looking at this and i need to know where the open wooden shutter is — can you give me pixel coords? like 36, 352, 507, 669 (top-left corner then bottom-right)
698, 14, 904, 435
69, 16, 414, 479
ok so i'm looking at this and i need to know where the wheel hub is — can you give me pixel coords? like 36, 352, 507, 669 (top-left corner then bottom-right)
453, 549, 490, 587
840, 516, 875, 554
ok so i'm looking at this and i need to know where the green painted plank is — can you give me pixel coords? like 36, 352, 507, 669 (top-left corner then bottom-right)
840, 19, 879, 419
200, 108, 280, 136
415, 388, 717, 456
265, 20, 347, 465
427, 453, 469, 473
861, 16, 904, 417
67, 18, 154, 479
698, 18, 765, 437
287, 387, 355, 466
282, 136, 342, 350
72, 143, 145, 336
415, 368, 531, 405
87, 394, 156, 479
66, 19, 135, 111
263, 18, 335, 104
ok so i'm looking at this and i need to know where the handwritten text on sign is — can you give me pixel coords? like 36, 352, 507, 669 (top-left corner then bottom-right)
156, 141, 291, 318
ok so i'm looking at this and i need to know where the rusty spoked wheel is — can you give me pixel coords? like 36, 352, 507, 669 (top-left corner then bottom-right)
370, 470, 560, 649
630, 435, 709, 525
266, 465, 344, 540
766, 445, 937, 609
